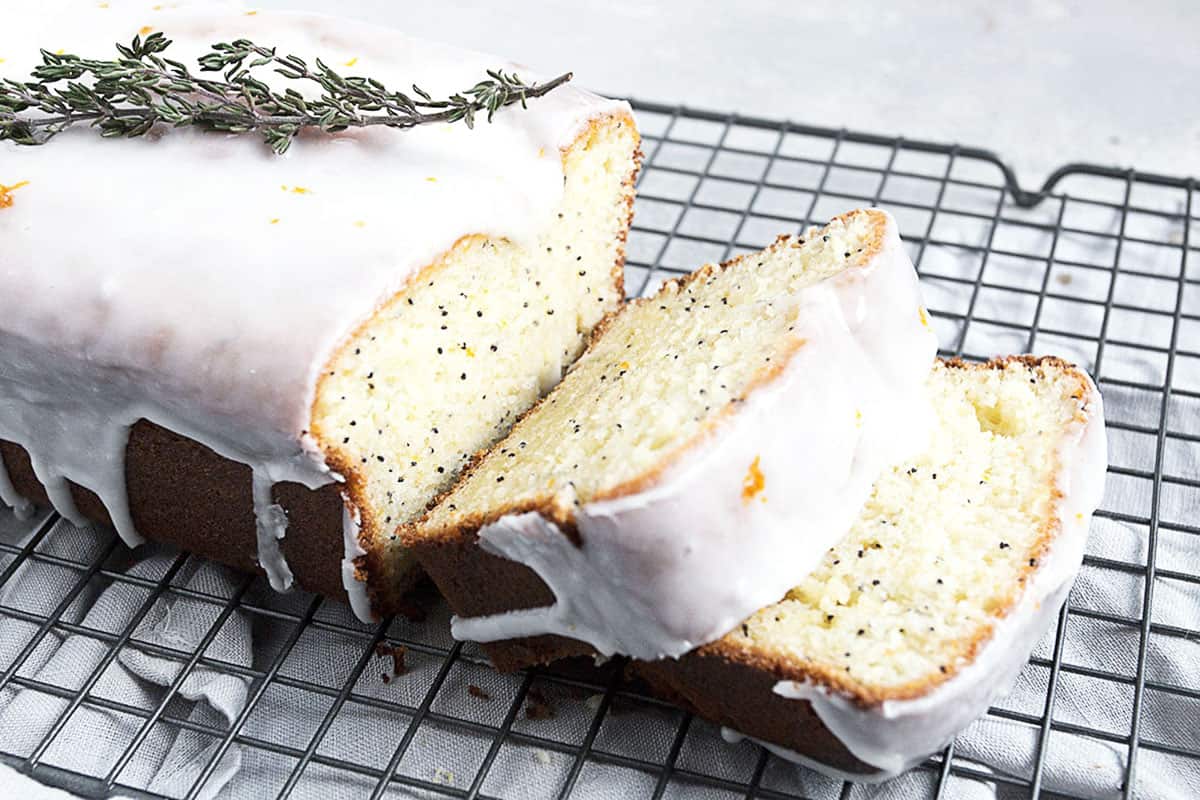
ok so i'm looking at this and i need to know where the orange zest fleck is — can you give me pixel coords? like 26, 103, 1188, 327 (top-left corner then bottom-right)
0, 180, 31, 209
425, 176, 437, 183
918, 307, 930, 328
139, 25, 154, 35
354, 220, 366, 228
269, 217, 280, 225
618, 361, 630, 370
245, 10, 259, 15
465, 348, 476, 357
281, 185, 312, 195
343, 57, 358, 67
741, 456, 765, 503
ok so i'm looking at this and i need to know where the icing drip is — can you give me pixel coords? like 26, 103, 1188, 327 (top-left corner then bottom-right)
452, 214, 938, 660
0, 454, 35, 520
0, 342, 144, 544
767, 376, 1108, 779
340, 503, 376, 623
252, 471, 293, 592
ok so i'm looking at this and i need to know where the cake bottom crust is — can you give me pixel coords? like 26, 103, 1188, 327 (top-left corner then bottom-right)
632, 655, 880, 779
0, 420, 404, 605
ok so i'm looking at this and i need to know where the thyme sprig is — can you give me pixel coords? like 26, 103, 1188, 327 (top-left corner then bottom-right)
0, 33, 572, 154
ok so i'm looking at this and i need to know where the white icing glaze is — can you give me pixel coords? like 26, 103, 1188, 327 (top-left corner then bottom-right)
719, 726, 885, 785
0, 3, 624, 613
251, 470, 292, 591
0, 456, 35, 520
769, 374, 1107, 780
340, 502, 376, 623
452, 212, 939, 660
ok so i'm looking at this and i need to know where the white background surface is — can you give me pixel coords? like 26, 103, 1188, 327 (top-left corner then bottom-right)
257, 0, 1200, 191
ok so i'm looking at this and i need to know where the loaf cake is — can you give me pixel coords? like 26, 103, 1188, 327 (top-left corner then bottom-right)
404, 209, 938, 661
635, 356, 1107, 780
0, 6, 640, 619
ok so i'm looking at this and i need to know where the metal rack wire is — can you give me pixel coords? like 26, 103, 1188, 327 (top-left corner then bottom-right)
1, 99, 1197, 799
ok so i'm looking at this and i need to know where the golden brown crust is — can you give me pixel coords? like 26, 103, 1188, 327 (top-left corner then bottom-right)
631, 652, 881, 778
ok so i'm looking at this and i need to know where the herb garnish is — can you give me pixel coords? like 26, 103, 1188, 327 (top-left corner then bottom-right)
0, 33, 572, 154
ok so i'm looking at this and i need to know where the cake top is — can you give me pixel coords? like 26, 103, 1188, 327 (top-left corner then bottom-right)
0, 3, 626, 486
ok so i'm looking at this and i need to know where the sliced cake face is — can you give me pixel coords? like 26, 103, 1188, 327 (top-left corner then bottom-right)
313, 113, 639, 614
422, 210, 903, 530
636, 357, 1107, 781
407, 209, 939, 661
728, 357, 1101, 698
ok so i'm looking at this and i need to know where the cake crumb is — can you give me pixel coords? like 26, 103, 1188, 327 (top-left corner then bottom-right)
532, 749, 552, 765
526, 688, 556, 720
433, 767, 455, 786
375, 642, 408, 679
467, 684, 491, 701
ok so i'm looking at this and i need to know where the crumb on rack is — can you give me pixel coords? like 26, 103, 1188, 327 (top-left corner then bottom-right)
375, 642, 408, 681
526, 688, 556, 720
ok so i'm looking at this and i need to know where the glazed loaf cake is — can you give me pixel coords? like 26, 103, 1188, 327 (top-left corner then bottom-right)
404, 209, 938, 662
0, 6, 640, 619
635, 357, 1107, 780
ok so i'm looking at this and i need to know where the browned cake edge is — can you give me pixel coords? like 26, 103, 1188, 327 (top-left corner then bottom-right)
0, 110, 641, 617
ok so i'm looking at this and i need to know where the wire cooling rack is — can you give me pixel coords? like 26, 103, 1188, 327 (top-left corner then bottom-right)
1, 100, 1198, 800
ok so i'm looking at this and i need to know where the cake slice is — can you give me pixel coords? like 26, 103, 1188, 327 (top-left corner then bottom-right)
0, 7, 640, 620
635, 356, 1107, 781
404, 209, 938, 662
